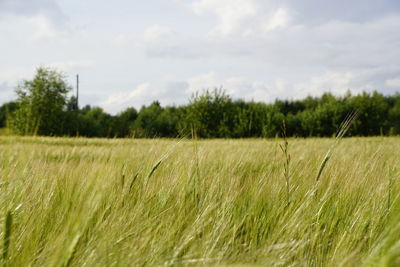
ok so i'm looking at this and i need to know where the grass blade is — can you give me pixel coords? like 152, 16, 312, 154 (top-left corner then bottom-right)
315, 110, 359, 182
2, 210, 12, 261
62, 233, 82, 267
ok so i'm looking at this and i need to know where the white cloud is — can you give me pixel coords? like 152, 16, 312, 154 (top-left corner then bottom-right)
186, 72, 270, 101
2, 0, 400, 111
0, 66, 34, 84
0, 13, 66, 41
0, 60, 94, 105
0, 60, 93, 84
190, 0, 291, 37
112, 34, 132, 46
296, 72, 355, 97
176, 72, 278, 102
100, 66, 400, 114
143, 25, 175, 41
0, 82, 14, 103
48, 60, 94, 72
0, 0, 68, 40
192, 0, 258, 36
295, 67, 400, 99
140, 11, 400, 94
186, 72, 221, 93
386, 78, 400, 88
101, 83, 167, 114
29, 15, 60, 39
101, 84, 146, 114
0, 0, 61, 18
101, 73, 276, 114
263, 7, 290, 32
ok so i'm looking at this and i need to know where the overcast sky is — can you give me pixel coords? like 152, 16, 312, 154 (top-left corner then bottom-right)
1, 0, 400, 114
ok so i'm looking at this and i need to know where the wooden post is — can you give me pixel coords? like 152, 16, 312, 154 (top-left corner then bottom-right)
76, 74, 79, 109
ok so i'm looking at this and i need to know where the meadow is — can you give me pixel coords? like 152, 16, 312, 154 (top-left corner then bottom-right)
0, 136, 400, 266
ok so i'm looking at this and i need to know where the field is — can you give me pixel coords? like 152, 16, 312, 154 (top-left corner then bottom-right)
0, 136, 400, 266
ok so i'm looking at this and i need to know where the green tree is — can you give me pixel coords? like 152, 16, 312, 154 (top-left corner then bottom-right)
0, 102, 17, 129
132, 101, 165, 137
388, 94, 400, 135
10, 67, 72, 135
346, 91, 389, 136
180, 89, 235, 138
232, 101, 273, 137
112, 107, 138, 137
81, 107, 113, 137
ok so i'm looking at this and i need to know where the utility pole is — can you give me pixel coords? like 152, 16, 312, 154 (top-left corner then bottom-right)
76, 74, 79, 110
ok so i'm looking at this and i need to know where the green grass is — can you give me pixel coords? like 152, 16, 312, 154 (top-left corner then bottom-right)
0, 128, 11, 136
0, 136, 400, 266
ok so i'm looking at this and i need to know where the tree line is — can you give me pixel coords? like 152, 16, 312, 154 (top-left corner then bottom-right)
1, 67, 400, 138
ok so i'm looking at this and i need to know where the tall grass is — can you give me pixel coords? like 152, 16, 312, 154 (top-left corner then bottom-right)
279, 122, 291, 206
2, 210, 12, 262
315, 111, 359, 182
0, 136, 399, 266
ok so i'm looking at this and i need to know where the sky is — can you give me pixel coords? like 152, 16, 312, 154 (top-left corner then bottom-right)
1, 0, 400, 114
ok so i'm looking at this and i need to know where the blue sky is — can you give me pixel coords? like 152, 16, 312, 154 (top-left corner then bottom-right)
1, 0, 400, 114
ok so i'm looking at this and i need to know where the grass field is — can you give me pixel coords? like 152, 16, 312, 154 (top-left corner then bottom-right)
0, 136, 400, 266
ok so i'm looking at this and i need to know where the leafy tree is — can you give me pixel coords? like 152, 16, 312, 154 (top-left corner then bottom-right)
10, 67, 71, 135
180, 89, 236, 138
346, 91, 389, 136
81, 107, 113, 137
132, 101, 165, 137
0, 102, 17, 128
112, 107, 138, 137
299, 93, 349, 137
262, 106, 285, 138
156, 106, 181, 137
3, 68, 400, 138
388, 94, 400, 135
232, 101, 274, 138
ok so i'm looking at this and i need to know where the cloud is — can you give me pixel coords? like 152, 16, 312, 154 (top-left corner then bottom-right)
263, 8, 290, 32
101, 64, 400, 114
190, 69, 400, 102
141, 25, 188, 58
112, 34, 134, 47
153, 1, 396, 70
0, 66, 34, 84
101, 83, 151, 114
296, 72, 358, 98
190, 0, 400, 27
386, 78, 400, 88
0, 14, 64, 41
93, 61, 400, 115
0, 61, 93, 84
100, 73, 246, 114
0, 82, 14, 103
191, 0, 291, 37
100, 82, 189, 114
192, 0, 258, 36
243, 16, 400, 69
141, 10, 400, 83
285, 0, 400, 24
295, 67, 400, 98
0, 60, 94, 106
143, 25, 175, 41
29, 14, 60, 39
186, 72, 286, 101
0, 0, 64, 21
48, 60, 94, 72
101, 73, 280, 114
2, 0, 400, 111
0, 0, 68, 40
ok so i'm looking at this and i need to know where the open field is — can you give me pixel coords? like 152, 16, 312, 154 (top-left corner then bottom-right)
0, 136, 400, 266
